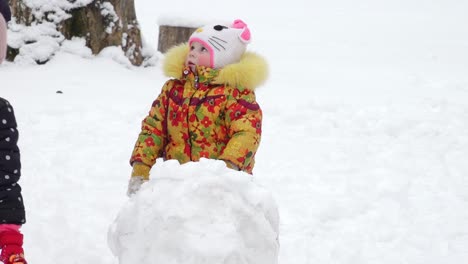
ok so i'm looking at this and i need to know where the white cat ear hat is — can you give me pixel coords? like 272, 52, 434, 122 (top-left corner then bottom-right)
188, 19, 251, 69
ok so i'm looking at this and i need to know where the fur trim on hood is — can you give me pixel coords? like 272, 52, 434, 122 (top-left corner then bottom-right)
162, 43, 268, 90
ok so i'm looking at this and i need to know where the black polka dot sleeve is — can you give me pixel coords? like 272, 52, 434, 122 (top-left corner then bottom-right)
0, 98, 26, 225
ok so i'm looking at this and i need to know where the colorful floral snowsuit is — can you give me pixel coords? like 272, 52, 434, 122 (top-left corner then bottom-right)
130, 44, 268, 176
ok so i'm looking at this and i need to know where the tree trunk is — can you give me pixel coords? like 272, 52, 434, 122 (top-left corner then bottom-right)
7, 0, 143, 65
8, 0, 32, 25
158, 25, 196, 54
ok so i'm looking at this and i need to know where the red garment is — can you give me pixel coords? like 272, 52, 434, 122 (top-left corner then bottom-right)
0, 226, 27, 264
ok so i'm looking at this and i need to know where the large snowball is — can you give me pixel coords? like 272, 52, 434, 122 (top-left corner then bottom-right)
108, 159, 279, 264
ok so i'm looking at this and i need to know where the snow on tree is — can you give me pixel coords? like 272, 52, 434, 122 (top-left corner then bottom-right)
7, 0, 143, 65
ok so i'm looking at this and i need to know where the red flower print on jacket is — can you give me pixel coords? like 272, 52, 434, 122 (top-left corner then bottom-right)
200, 116, 213, 128
250, 118, 262, 134
145, 137, 155, 147
228, 103, 247, 121
169, 106, 184, 127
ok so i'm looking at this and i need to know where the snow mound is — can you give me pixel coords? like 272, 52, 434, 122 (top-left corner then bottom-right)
108, 159, 279, 264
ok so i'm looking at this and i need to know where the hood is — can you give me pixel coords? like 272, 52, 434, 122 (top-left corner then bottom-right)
162, 43, 269, 90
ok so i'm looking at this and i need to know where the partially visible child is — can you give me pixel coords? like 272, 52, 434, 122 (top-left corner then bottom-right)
0, 98, 27, 264
127, 19, 268, 196
0, 0, 11, 63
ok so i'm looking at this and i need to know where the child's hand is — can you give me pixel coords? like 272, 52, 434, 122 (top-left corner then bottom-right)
0, 231, 27, 264
127, 176, 147, 197
127, 163, 151, 197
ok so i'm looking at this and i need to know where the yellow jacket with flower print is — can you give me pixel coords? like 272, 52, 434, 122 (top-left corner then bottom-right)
130, 43, 268, 177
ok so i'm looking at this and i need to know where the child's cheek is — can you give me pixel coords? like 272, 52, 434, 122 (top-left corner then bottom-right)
199, 54, 211, 67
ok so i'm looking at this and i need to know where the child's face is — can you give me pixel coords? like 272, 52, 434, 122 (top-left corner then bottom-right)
185, 41, 212, 71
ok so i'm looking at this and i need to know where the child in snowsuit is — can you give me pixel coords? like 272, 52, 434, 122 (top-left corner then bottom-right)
0, 0, 11, 63
0, 98, 27, 264
128, 19, 268, 195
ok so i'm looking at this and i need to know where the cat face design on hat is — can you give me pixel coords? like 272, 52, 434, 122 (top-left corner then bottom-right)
188, 19, 251, 69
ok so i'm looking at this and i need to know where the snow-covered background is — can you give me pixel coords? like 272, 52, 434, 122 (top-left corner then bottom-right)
1, 0, 468, 263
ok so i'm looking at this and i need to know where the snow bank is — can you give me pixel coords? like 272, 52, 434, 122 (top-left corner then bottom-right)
108, 159, 279, 264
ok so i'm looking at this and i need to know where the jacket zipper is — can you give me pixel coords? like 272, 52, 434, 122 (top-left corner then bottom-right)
187, 74, 199, 161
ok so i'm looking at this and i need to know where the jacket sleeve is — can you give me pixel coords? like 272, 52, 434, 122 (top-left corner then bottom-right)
129, 80, 174, 169
0, 98, 26, 225
219, 87, 262, 172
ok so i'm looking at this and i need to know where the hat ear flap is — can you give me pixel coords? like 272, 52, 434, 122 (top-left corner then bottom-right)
232, 19, 251, 44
